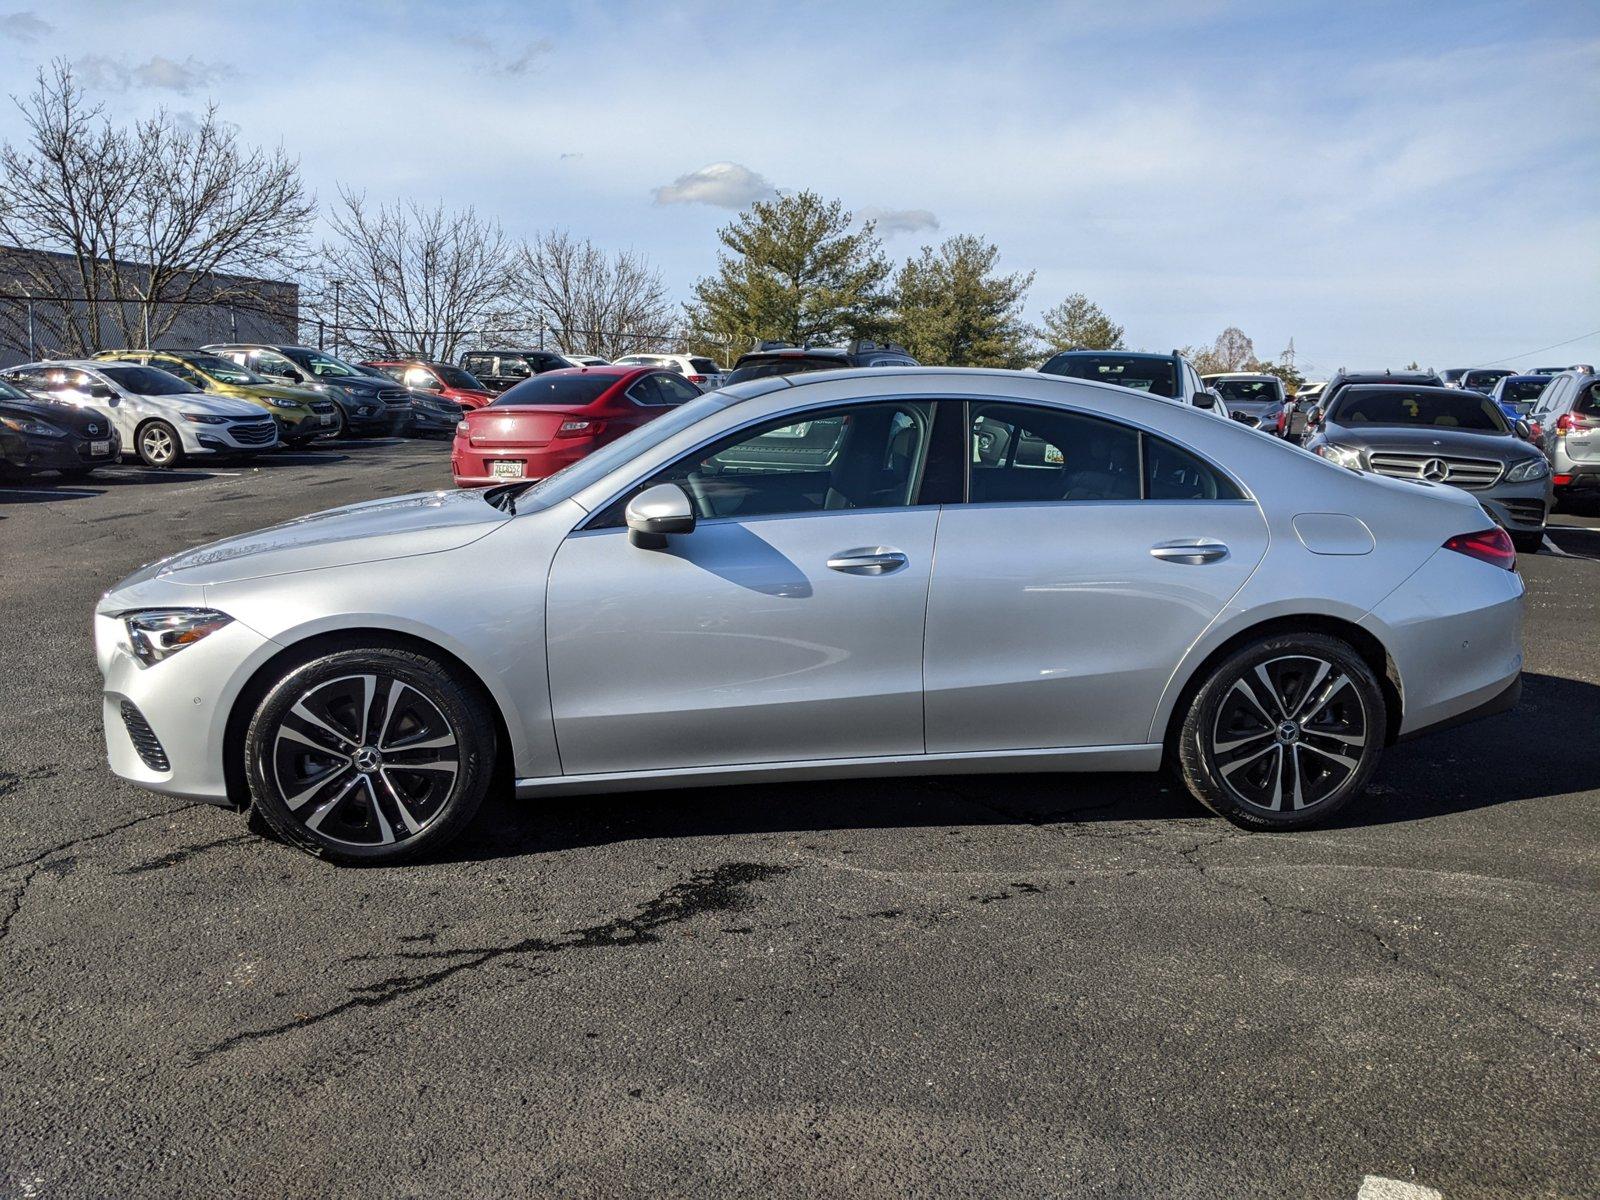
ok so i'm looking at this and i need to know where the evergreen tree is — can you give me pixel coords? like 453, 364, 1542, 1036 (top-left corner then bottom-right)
892, 234, 1035, 367
1037, 292, 1125, 352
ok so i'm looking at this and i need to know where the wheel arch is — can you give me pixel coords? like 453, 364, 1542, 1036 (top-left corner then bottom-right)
221, 626, 517, 808
1155, 613, 1403, 760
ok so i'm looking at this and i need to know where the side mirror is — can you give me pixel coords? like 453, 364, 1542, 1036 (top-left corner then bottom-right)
1192, 389, 1216, 411
87, 382, 116, 400
1514, 419, 1531, 440
276, 367, 303, 383
1306, 407, 1323, 427
625, 482, 696, 549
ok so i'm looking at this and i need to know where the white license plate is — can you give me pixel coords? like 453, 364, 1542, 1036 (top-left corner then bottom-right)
90, 440, 111, 456
319, 414, 334, 426
489, 460, 525, 479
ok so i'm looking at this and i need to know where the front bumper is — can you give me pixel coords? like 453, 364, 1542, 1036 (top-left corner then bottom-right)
183, 420, 281, 456
4, 428, 120, 472
1474, 476, 1553, 532
96, 609, 275, 805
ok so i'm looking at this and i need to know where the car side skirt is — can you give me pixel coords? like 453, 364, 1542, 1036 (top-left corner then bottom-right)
515, 743, 1162, 798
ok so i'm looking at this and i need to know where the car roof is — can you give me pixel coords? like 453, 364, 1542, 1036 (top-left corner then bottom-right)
1203, 373, 1276, 381
1045, 349, 1176, 361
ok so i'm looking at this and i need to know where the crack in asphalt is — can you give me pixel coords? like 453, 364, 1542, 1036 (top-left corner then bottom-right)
120, 833, 257, 875
0, 802, 210, 945
1174, 833, 1595, 1063
188, 861, 792, 1065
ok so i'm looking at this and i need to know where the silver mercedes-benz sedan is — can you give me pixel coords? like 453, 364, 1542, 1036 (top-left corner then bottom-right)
96, 368, 1526, 863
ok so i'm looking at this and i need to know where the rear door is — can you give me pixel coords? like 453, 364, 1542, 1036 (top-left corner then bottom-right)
924, 401, 1269, 752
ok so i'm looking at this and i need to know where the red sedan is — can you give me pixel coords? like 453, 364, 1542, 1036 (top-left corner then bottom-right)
451, 365, 702, 487
364, 359, 495, 410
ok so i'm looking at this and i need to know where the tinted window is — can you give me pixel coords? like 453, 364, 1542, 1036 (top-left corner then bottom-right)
496, 356, 533, 380
290, 350, 365, 379
1577, 380, 1600, 417
185, 354, 264, 385
1331, 387, 1507, 432
726, 355, 847, 384
1500, 378, 1548, 404
689, 358, 721, 375
1461, 370, 1513, 392
1039, 354, 1179, 399
492, 374, 614, 406
1145, 437, 1240, 500
619, 401, 933, 521
969, 403, 1140, 503
97, 365, 198, 395
435, 365, 482, 389
0, 376, 28, 401
1213, 379, 1280, 404
251, 350, 301, 377
461, 354, 494, 376
630, 373, 699, 406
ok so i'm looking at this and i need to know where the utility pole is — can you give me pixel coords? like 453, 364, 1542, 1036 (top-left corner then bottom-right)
332, 279, 344, 358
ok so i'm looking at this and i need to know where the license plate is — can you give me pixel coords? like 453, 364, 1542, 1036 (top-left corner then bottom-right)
90, 440, 111, 456
489, 460, 525, 478
319, 414, 334, 426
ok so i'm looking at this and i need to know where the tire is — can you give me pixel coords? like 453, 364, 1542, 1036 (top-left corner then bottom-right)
1512, 531, 1544, 555
243, 645, 496, 864
320, 406, 348, 440
1175, 632, 1386, 830
136, 420, 183, 468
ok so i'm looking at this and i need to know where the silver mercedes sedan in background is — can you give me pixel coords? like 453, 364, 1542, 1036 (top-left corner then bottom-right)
95, 368, 1525, 863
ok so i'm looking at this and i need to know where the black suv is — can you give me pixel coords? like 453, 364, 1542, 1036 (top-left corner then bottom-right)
724, 339, 918, 385
202, 343, 412, 437
459, 349, 573, 394
1302, 369, 1445, 442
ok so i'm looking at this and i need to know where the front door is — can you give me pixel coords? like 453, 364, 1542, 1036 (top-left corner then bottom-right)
924, 401, 1270, 752
545, 400, 944, 776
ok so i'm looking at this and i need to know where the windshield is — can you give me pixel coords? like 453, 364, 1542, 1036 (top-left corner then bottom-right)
288, 349, 367, 379
492, 395, 725, 511
1213, 379, 1280, 404
491, 375, 616, 406
726, 355, 844, 384
181, 354, 266, 386
1331, 387, 1507, 432
97, 365, 199, 396
1039, 354, 1179, 399
1461, 370, 1512, 392
434, 365, 482, 389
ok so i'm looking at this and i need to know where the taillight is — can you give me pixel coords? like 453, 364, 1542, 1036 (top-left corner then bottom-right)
454, 420, 469, 436
556, 419, 601, 438
1527, 421, 1543, 442
687, 374, 706, 384
1555, 412, 1592, 435
1275, 407, 1287, 434
1443, 527, 1517, 570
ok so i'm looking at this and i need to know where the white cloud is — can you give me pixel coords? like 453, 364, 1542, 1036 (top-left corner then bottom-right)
74, 54, 227, 94
858, 207, 939, 236
0, 10, 49, 41
653, 162, 777, 209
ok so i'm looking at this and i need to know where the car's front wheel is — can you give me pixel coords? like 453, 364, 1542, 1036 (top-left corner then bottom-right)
244, 645, 496, 863
136, 420, 183, 468
1176, 632, 1386, 829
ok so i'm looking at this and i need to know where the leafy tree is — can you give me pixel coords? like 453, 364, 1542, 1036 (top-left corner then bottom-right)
891, 234, 1034, 367
1036, 292, 1125, 351
684, 191, 890, 355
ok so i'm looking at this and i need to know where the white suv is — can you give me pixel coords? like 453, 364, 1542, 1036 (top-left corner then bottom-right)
610, 353, 726, 391
3, 360, 279, 468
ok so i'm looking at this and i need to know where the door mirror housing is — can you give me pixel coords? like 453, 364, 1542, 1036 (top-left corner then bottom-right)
1192, 389, 1217, 411
1514, 419, 1531, 440
626, 482, 696, 549
86, 382, 116, 400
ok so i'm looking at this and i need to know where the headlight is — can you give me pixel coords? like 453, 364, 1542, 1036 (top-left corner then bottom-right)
0, 414, 67, 438
1507, 457, 1550, 482
121, 608, 233, 667
1315, 443, 1364, 470
182, 413, 227, 425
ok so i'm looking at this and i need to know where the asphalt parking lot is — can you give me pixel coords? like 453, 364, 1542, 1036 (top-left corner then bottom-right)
1, 440, 1596, 1199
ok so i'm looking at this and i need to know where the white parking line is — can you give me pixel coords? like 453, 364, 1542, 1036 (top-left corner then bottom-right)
1357, 1176, 1443, 1200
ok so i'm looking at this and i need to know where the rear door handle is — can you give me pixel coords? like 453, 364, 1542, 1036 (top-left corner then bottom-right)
827, 547, 909, 575
1150, 539, 1230, 565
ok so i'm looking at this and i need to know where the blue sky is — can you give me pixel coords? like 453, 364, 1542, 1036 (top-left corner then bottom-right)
2, 0, 1596, 374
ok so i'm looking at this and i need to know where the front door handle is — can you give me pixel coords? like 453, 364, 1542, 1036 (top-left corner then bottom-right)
827, 547, 908, 575
1150, 539, 1230, 565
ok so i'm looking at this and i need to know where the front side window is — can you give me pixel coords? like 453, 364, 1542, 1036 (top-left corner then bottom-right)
607, 401, 935, 523
251, 350, 300, 377
497, 356, 533, 380
461, 354, 493, 376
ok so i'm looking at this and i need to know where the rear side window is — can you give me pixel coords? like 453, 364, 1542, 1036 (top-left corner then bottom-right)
965, 402, 1241, 504
1039, 354, 1179, 399
690, 358, 721, 375
629, 373, 700, 407
461, 354, 493, 375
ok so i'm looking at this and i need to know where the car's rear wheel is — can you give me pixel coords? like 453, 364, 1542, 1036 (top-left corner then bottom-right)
136, 420, 183, 468
1176, 632, 1386, 829
244, 646, 496, 864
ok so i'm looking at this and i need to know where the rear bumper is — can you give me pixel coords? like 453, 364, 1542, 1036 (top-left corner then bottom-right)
1398, 673, 1520, 743
452, 438, 597, 486
1361, 546, 1524, 739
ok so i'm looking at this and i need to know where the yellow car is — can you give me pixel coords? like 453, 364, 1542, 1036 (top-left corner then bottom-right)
91, 350, 341, 444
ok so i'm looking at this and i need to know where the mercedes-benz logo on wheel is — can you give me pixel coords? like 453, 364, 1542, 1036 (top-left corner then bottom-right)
1421, 458, 1448, 481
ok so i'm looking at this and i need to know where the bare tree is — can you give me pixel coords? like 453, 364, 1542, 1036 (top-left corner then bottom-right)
0, 62, 313, 355
314, 189, 515, 361
516, 231, 676, 360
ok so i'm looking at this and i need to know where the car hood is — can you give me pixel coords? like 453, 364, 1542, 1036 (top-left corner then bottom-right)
1325, 423, 1537, 462
0, 395, 107, 435
110, 489, 511, 589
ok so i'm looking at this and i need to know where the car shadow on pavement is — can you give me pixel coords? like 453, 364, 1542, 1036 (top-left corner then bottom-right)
0, 481, 104, 503
439, 672, 1599, 862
